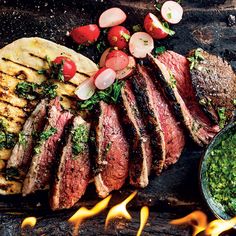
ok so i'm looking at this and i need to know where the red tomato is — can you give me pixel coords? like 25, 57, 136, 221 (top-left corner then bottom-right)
53, 56, 76, 81
144, 13, 169, 39
105, 50, 129, 71
107, 26, 130, 49
70, 24, 100, 45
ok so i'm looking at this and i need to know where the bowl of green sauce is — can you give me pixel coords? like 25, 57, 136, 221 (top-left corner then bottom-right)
200, 120, 236, 220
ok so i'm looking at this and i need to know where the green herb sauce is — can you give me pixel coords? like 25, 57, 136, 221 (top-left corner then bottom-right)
206, 131, 236, 216
187, 48, 204, 70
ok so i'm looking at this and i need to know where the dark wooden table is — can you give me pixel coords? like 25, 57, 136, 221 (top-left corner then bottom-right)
0, 0, 235, 235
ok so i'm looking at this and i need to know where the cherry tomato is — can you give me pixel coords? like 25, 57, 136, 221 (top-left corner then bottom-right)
105, 50, 129, 71
70, 24, 100, 45
107, 26, 130, 49
53, 56, 76, 81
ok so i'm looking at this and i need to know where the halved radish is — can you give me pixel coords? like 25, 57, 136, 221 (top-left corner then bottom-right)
116, 56, 136, 80
105, 50, 129, 71
129, 32, 154, 58
161, 1, 183, 24
75, 76, 96, 100
99, 48, 111, 67
99, 8, 127, 28
94, 67, 116, 90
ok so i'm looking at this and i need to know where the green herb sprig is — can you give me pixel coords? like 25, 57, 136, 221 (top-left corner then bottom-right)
187, 48, 205, 70
217, 107, 227, 129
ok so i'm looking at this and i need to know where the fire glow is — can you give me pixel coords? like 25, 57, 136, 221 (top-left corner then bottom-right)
170, 211, 236, 236
105, 191, 137, 229
21, 216, 37, 229
137, 206, 149, 236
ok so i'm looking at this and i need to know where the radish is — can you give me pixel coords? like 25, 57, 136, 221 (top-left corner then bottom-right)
105, 50, 129, 71
94, 67, 116, 90
99, 48, 112, 67
99, 8, 127, 28
116, 56, 136, 80
75, 76, 96, 100
161, 1, 183, 24
129, 32, 154, 58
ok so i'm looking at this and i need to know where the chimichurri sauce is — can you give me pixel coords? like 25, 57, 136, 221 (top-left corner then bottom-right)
206, 131, 236, 216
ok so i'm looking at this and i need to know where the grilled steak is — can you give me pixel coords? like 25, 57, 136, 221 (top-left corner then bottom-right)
22, 98, 72, 196
188, 49, 236, 123
6, 99, 48, 177
133, 65, 185, 173
50, 116, 90, 210
94, 101, 129, 198
148, 54, 219, 146
120, 81, 152, 188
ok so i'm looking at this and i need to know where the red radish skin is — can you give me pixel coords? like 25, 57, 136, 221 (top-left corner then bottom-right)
53, 56, 77, 81
144, 13, 169, 39
99, 48, 112, 68
99, 8, 127, 28
70, 24, 100, 45
105, 50, 129, 71
161, 1, 183, 24
116, 56, 136, 80
129, 32, 154, 58
75, 76, 96, 100
94, 67, 116, 90
107, 26, 130, 49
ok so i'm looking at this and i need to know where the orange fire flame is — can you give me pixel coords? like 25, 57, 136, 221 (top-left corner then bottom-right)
170, 211, 207, 236
137, 206, 149, 236
170, 211, 236, 236
68, 195, 111, 235
205, 217, 236, 236
21, 216, 37, 229
105, 191, 137, 229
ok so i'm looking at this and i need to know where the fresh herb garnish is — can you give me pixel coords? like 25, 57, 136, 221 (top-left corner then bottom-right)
121, 32, 131, 42
34, 127, 57, 154
18, 132, 27, 146
233, 98, 236, 106
187, 48, 205, 70
167, 12, 172, 19
132, 24, 142, 32
96, 40, 107, 53
0, 118, 8, 131
77, 79, 124, 110
104, 141, 112, 155
0, 132, 17, 149
153, 46, 166, 57
217, 107, 227, 128
162, 22, 175, 36
72, 124, 89, 156
154, 2, 162, 11
169, 72, 177, 88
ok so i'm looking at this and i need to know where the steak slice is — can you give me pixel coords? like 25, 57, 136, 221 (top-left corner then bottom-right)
94, 101, 129, 198
120, 81, 152, 188
188, 49, 236, 124
133, 65, 185, 172
22, 99, 72, 196
50, 116, 91, 210
6, 99, 48, 178
148, 54, 219, 146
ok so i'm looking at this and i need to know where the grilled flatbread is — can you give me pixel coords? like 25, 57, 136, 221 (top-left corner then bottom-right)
0, 37, 98, 194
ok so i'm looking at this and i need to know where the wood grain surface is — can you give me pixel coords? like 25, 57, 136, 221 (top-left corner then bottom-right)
0, 0, 235, 235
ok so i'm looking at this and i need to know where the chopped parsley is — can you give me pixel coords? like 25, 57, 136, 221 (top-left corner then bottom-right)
217, 107, 227, 129
187, 48, 205, 70
77, 79, 124, 110
72, 124, 89, 156
104, 141, 112, 155
0, 118, 8, 131
169, 72, 177, 88
153, 46, 166, 57
34, 127, 57, 154
233, 98, 236, 106
18, 132, 27, 146
154, 2, 162, 11
167, 12, 172, 19
162, 22, 175, 36
132, 24, 142, 32
121, 32, 130, 42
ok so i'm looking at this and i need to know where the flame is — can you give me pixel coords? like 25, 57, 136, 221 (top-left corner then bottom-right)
105, 191, 137, 229
21, 216, 37, 229
68, 195, 111, 235
170, 211, 207, 236
137, 206, 149, 236
205, 217, 236, 236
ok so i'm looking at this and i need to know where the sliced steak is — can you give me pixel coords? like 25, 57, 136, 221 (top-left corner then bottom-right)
148, 54, 219, 146
50, 116, 90, 210
188, 49, 236, 123
133, 65, 185, 173
22, 99, 72, 196
94, 101, 129, 198
120, 81, 152, 188
6, 99, 48, 178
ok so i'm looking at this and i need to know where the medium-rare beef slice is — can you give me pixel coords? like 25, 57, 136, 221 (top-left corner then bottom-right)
134, 65, 185, 171
188, 49, 236, 125
148, 54, 219, 146
22, 99, 72, 196
50, 116, 90, 210
120, 81, 152, 188
94, 101, 129, 198
6, 99, 48, 178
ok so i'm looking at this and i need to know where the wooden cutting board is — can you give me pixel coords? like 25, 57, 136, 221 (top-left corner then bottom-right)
0, 0, 236, 235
